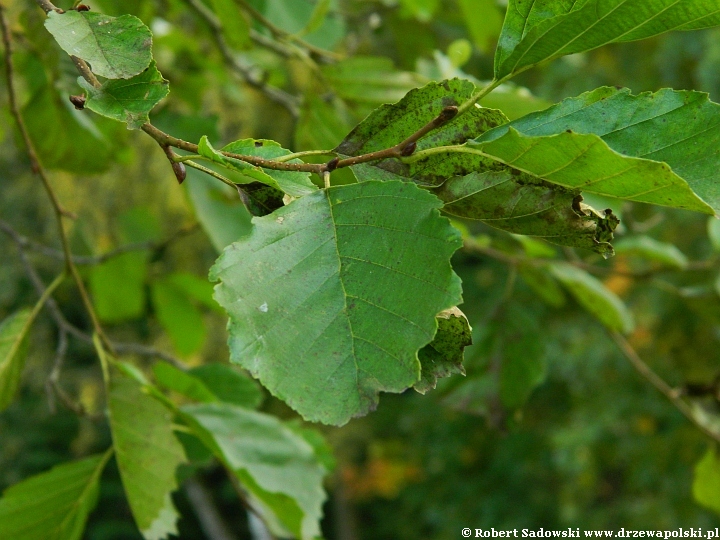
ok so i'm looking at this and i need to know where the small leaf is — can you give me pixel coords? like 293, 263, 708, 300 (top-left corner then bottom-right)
45, 11, 152, 79
0, 450, 112, 540
198, 137, 317, 197
211, 181, 462, 425
181, 403, 328, 540
414, 307, 471, 394
494, 0, 720, 79
90, 252, 147, 323
614, 235, 688, 269
105, 363, 186, 539
151, 279, 206, 356
0, 309, 32, 412
79, 61, 169, 129
549, 262, 634, 334
693, 446, 720, 515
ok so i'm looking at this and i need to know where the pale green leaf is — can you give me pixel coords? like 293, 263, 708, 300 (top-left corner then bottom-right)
198, 136, 317, 197
79, 61, 169, 129
693, 446, 720, 515
181, 403, 328, 540
447, 39, 472, 68
211, 181, 462, 425
709, 217, 720, 252
399, 0, 440, 22
297, 0, 332, 36
0, 450, 112, 540
614, 235, 688, 269
0, 309, 32, 412
261, 0, 345, 50
549, 262, 634, 334
90, 252, 147, 323
479, 83, 552, 120
166, 272, 219, 311
45, 11, 152, 79
414, 307, 471, 394
106, 365, 186, 539
211, 0, 250, 48
458, 0, 502, 53
151, 279, 205, 355
480, 87, 720, 213
494, 0, 720, 79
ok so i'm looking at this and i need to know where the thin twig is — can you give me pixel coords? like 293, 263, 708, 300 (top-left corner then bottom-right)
3, 6, 113, 353
609, 330, 720, 443
185, 477, 239, 540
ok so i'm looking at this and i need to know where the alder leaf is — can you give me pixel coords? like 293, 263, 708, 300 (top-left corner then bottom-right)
0, 309, 32, 412
211, 181, 462, 425
0, 450, 112, 540
79, 61, 169, 129
414, 307, 471, 394
480, 87, 720, 214
181, 403, 328, 540
45, 11, 152, 79
693, 446, 720, 515
105, 361, 186, 539
549, 262, 634, 334
470, 128, 713, 215
198, 137, 317, 197
494, 0, 720, 79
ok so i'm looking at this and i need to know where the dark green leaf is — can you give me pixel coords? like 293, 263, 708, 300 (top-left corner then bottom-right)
45, 11, 152, 79
189, 364, 263, 409
241, 182, 286, 217
166, 272, 219, 311
494, 0, 720, 79
518, 265, 566, 308
79, 61, 169, 129
153, 362, 218, 403
181, 403, 328, 539
211, 181, 462, 425
90, 252, 147, 323
549, 262, 634, 334
481, 87, 720, 214
415, 307, 471, 394
693, 446, 720, 515
0, 450, 112, 540
614, 236, 688, 269
0, 309, 32, 412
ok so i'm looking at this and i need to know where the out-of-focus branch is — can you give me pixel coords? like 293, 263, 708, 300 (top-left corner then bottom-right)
185, 477, 239, 540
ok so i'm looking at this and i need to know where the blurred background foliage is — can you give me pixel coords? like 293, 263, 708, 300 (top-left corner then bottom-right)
2, 0, 720, 538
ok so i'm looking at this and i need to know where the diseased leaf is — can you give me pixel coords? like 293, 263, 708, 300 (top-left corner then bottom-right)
470, 128, 713, 215
79, 61, 169, 129
414, 307, 471, 394
693, 446, 720, 515
614, 235, 688, 269
494, 0, 720, 79
0, 451, 112, 540
181, 403, 328, 540
549, 262, 634, 334
198, 137, 317, 197
480, 87, 720, 213
211, 181, 462, 425
105, 362, 186, 539
0, 309, 31, 412
45, 11, 152, 79
435, 171, 618, 256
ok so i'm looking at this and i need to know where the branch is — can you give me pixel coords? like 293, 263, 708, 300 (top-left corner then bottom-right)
2, 5, 113, 353
609, 330, 720, 444
185, 477, 239, 540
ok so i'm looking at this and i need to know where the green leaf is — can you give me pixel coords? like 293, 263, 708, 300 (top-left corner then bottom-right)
399, 0, 440, 22
458, 0, 502, 53
494, 0, 720, 79
549, 262, 634, 334
90, 252, 147, 323
211, 181, 462, 425
189, 364, 263, 408
297, 0, 332, 36
0, 309, 31, 412
79, 61, 169, 129
499, 311, 547, 409
261, 0, 345, 51
414, 307, 471, 394
614, 235, 688, 269
181, 403, 328, 539
185, 168, 252, 252
0, 450, 112, 540
151, 278, 205, 356
166, 272, 219, 311
198, 137, 317, 197
106, 363, 186, 539
45, 11, 153, 79
693, 446, 720, 515
153, 362, 218, 403
470, 128, 713, 215
518, 264, 566, 308
434, 171, 618, 256
480, 87, 720, 214
709, 217, 720, 252
479, 83, 552, 120
241, 182, 287, 217
295, 95, 356, 152
336, 79, 508, 186
210, 0, 250, 49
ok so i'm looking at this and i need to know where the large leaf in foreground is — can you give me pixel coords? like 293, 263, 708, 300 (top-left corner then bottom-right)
79, 61, 169, 129
105, 363, 186, 539
480, 87, 720, 214
45, 11, 152, 79
494, 0, 720, 79
0, 450, 112, 540
470, 128, 713, 214
0, 309, 32, 412
211, 181, 462, 425
181, 403, 328, 539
